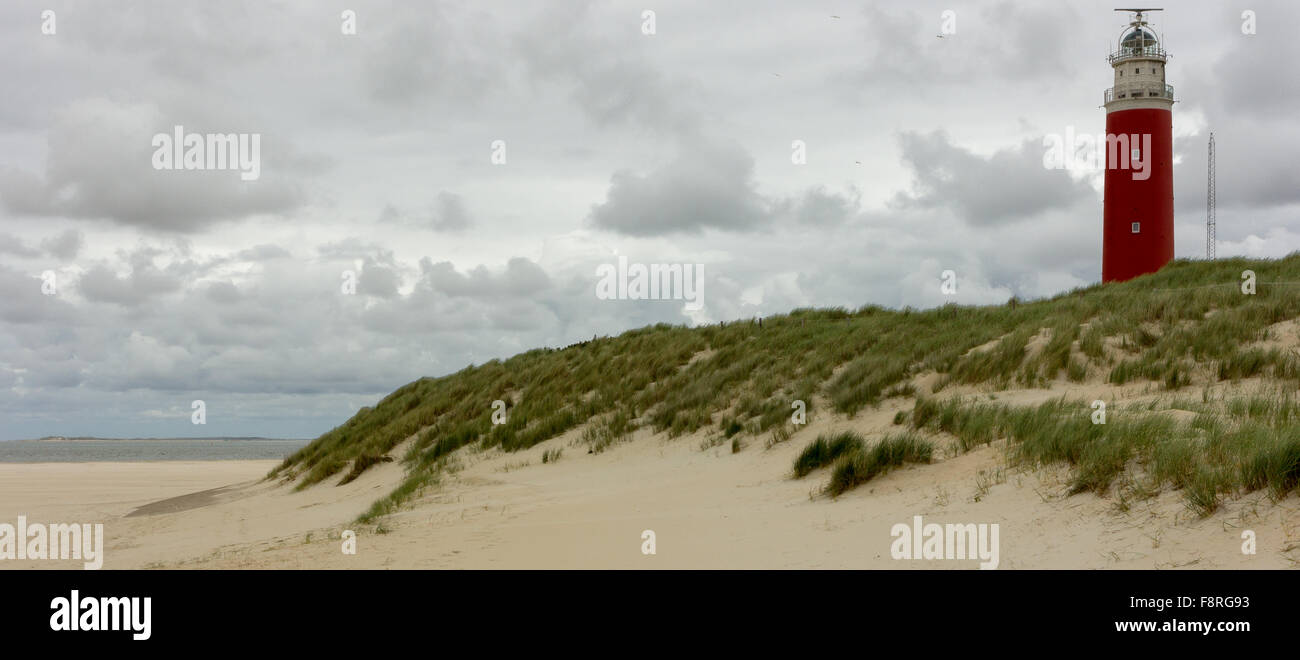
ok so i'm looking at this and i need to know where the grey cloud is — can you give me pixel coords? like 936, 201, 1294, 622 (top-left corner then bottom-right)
317, 239, 395, 263
431, 192, 472, 232
1172, 2, 1300, 215
25, 356, 87, 389
0, 266, 78, 324
41, 230, 84, 260
777, 186, 864, 228
588, 140, 769, 235
235, 244, 292, 261
487, 299, 560, 333
361, 5, 501, 107
1173, 121, 1300, 216
0, 98, 307, 232
205, 281, 241, 305
71, 1, 283, 83
359, 264, 401, 298
588, 136, 867, 237
1210, 4, 1300, 121
313, 242, 404, 298
850, 2, 1079, 86
890, 130, 1094, 226
420, 257, 551, 298
514, 4, 704, 136
379, 193, 474, 232
0, 233, 40, 257
377, 205, 403, 224
79, 260, 182, 307
361, 289, 488, 336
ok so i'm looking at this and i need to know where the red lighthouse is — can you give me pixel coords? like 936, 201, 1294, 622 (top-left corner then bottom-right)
1102, 8, 1175, 283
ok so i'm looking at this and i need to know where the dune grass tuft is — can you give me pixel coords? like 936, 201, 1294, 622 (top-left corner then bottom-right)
907, 391, 1300, 516
827, 432, 934, 496
793, 432, 866, 477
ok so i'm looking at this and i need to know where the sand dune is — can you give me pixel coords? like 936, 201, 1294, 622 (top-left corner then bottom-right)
3, 386, 1297, 570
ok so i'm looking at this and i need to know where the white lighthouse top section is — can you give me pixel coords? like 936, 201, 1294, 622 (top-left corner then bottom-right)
1104, 10, 1174, 112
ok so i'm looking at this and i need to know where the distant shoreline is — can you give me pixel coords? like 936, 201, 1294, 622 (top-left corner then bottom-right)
0, 437, 310, 463
21, 436, 309, 443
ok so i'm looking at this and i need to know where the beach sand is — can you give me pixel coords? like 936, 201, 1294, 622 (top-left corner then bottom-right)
2, 388, 1297, 569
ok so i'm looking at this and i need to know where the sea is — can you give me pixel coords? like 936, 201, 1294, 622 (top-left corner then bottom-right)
0, 437, 310, 463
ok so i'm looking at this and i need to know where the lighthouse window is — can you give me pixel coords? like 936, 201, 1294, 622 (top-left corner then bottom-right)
1132, 222, 1141, 234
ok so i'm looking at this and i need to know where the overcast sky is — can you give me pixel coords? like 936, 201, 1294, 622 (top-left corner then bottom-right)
2, 0, 1297, 440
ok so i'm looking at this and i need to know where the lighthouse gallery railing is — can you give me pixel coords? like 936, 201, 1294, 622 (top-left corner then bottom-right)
1104, 84, 1175, 104
1108, 45, 1168, 64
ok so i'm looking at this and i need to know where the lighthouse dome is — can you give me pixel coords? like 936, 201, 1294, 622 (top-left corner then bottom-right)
1120, 26, 1158, 49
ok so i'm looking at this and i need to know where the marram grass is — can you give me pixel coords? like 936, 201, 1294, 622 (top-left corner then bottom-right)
270, 255, 1300, 520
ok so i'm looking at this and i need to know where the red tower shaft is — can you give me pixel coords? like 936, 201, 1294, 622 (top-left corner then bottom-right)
1103, 108, 1174, 282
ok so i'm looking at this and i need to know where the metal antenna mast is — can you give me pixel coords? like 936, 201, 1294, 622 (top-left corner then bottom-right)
1114, 8, 1164, 25
1207, 132, 1216, 260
